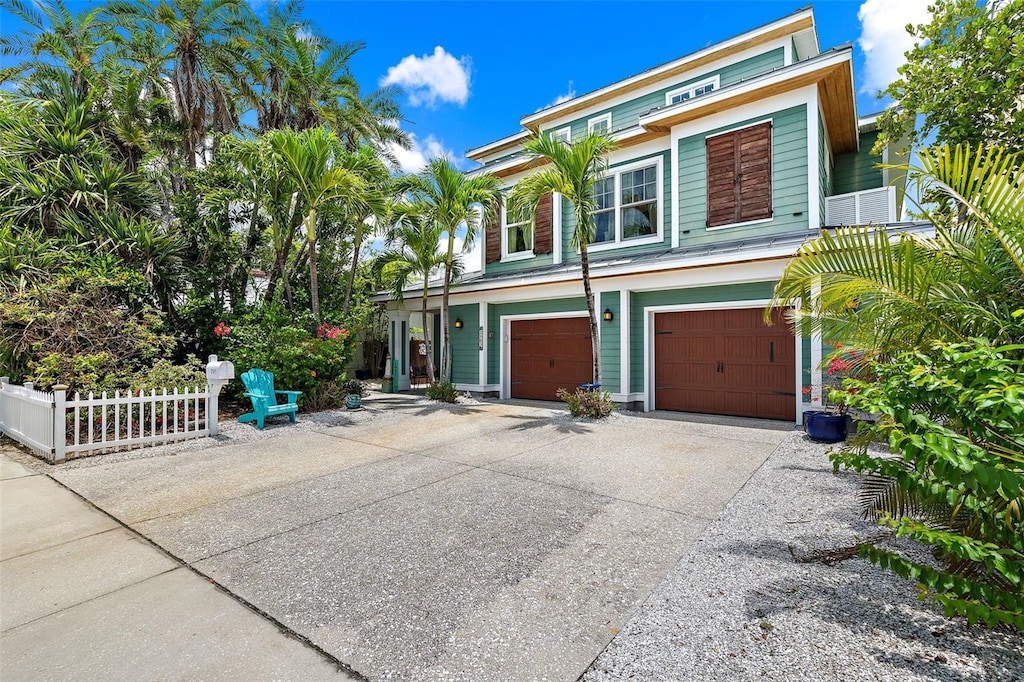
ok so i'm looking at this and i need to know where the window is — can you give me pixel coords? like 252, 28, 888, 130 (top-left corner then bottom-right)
551, 126, 571, 144
588, 114, 611, 135
705, 121, 772, 229
588, 160, 661, 247
502, 205, 533, 258
592, 177, 615, 243
665, 76, 720, 106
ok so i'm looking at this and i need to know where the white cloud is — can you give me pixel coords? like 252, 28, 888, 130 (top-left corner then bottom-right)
857, 0, 933, 95
387, 132, 459, 174
538, 82, 575, 111
381, 46, 471, 107
453, 232, 483, 273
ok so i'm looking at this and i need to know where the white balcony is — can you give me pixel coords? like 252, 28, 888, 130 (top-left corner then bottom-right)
825, 186, 897, 226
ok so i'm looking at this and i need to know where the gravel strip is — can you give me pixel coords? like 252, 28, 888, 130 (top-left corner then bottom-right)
584, 432, 1024, 682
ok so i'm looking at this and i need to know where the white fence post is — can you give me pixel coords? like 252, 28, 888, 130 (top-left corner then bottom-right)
52, 384, 67, 463
205, 355, 234, 437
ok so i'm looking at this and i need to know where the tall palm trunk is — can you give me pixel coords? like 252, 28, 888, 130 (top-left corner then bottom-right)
342, 220, 363, 317
421, 278, 435, 386
441, 230, 456, 382
579, 243, 601, 383
305, 208, 320, 321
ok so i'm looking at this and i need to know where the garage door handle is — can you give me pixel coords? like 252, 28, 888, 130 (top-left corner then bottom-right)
717, 361, 724, 373
769, 341, 775, 363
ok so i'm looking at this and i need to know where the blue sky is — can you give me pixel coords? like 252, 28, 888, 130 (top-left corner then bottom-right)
0, 0, 934, 173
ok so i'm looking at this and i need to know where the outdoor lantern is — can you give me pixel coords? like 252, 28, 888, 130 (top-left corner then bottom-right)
603, 308, 614, 322
454, 318, 464, 329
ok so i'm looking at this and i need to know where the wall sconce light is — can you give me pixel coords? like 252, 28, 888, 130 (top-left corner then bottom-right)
602, 308, 614, 322
454, 318, 464, 329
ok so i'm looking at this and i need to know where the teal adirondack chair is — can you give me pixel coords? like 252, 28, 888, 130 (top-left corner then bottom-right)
238, 369, 302, 429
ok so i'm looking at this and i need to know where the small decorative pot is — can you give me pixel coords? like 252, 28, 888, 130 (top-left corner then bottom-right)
345, 394, 362, 410
805, 412, 849, 443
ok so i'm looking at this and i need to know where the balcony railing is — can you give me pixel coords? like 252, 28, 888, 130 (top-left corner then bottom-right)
825, 186, 897, 226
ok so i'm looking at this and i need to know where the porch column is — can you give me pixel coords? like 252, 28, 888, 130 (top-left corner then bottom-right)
387, 309, 412, 391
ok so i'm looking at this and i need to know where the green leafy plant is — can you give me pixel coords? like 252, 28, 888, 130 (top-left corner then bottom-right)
835, 339, 1024, 630
340, 377, 365, 397
425, 380, 459, 403
556, 387, 615, 419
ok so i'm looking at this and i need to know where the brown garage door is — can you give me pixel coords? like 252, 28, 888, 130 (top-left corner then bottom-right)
654, 308, 795, 420
510, 317, 593, 400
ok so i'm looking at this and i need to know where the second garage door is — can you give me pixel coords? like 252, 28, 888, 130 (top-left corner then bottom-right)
510, 317, 593, 400
654, 307, 795, 420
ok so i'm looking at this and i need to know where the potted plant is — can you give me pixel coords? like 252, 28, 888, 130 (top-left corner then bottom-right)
801, 351, 857, 443
341, 378, 366, 409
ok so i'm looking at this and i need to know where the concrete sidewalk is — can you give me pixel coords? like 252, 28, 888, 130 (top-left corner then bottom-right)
0, 452, 360, 682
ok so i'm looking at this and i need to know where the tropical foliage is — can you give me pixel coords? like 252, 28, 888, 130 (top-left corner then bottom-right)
508, 131, 619, 385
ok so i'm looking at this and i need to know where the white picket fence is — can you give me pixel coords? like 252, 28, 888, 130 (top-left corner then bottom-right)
0, 356, 234, 463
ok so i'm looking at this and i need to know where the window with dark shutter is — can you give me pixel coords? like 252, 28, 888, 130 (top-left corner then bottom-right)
533, 193, 553, 255
705, 121, 772, 228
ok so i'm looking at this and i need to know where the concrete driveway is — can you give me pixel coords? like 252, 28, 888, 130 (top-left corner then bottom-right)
47, 397, 792, 681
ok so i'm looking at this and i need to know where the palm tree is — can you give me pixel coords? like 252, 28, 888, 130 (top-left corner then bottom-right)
768, 144, 1024, 354
507, 132, 619, 384
0, 0, 109, 97
375, 210, 453, 386
105, 0, 252, 168
268, 126, 363, 321
398, 159, 502, 382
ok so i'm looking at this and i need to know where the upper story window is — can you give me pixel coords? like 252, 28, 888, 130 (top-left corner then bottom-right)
588, 114, 611, 136
665, 76, 720, 106
590, 159, 661, 247
502, 204, 533, 259
551, 126, 571, 144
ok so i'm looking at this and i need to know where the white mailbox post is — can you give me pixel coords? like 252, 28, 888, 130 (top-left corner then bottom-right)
205, 354, 235, 436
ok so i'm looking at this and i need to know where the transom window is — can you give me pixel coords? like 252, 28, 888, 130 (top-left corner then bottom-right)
588, 114, 611, 135
502, 205, 533, 258
665, 76, 720, 106
589, 160, 661, 246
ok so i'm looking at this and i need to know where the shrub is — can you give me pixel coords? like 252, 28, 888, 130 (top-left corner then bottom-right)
425, 380, 459, 403
556, 388, 615, 419
340, 378, 366, 397
835, 339, 1024, 630
224, 308, 354, 410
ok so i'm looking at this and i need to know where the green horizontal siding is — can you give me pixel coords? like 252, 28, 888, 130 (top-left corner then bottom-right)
485, 252, 555, 276
486, 297, 588, 384
599, 291, 621, 391
552, 48, 785, 139
450, 303, 480, 385
629, 282, 777, 393
561, 150, 671, 263
677, 103, 808, 246
833, 130, 882, 194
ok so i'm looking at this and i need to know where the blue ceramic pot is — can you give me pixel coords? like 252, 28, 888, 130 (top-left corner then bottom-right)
805, 411, 849, 443
345, 394, 362, 409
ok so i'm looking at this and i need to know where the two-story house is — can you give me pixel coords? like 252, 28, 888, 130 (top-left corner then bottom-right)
381, 6, 913, 423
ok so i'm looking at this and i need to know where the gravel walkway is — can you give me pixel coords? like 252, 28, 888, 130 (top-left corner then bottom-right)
584, 432, 1023, 681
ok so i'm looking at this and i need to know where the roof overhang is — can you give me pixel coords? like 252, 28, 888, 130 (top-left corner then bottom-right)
519, 8, 816, 131
466, 130, 530, 162
639, 47, 857, 154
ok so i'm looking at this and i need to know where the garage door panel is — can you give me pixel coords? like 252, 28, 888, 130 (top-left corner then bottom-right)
654, 308, 795, 421
510, 317, 593, 400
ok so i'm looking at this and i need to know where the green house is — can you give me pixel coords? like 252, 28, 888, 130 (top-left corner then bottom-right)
380, 6, 918, 424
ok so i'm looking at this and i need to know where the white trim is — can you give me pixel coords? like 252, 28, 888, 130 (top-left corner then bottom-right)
500, 203, 535, 261
466, 130, 530, 162
499, 310, 589, 400
670, 132, 680, 249
794, 295, 804, 425
553, 193, 563, 265
610, 392, 644, 403
551, 126, 571, 144
808, 101, 821, 231
620, 289, 630, 396
784, 38, 793, 66
705, 217, 774, 232
478, 301, 488, 387
455, 383, 500, 393
587, 155, 665, 252
520, 9, 815, 126
810, 278, 823, 410
588, 113, 612, 135
665, 76, 720, 107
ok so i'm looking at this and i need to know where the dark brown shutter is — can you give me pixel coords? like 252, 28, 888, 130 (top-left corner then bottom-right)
706, 121, 772, 228
485, 202, 501, 264
534, 193, 553, 255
